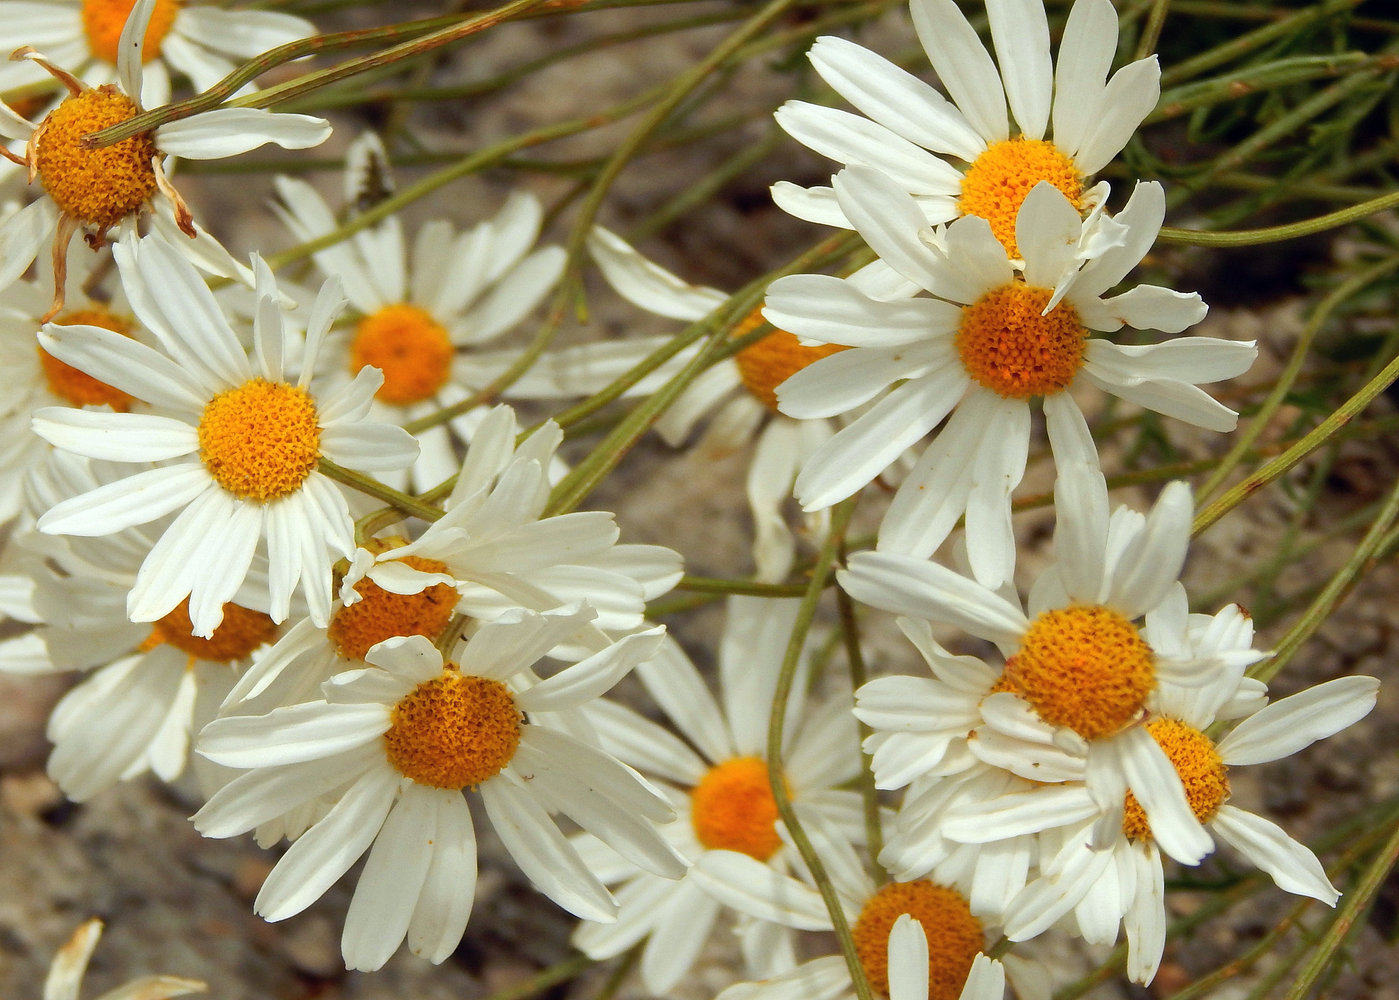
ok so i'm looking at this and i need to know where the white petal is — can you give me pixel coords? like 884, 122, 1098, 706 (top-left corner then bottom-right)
158, 108, 331, 158
1217, 676, 1379, 766
987, 0, 1052, 138
909, 0, 1008, 142
1051, 0, 1119, 158
588, 227, 727, 321
1211, 805, 1339, 903
341, 786, 436, 970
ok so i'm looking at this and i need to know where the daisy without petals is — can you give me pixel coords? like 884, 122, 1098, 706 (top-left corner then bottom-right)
0, 0, 316, 107
0, 0, 330, 314
980, 670, 1379, 984
772, 0, 1158, 256
840, 454, 1250, 873
570, 595, 863, 993
194, 614, 684, 972
31, 234, 419, 638
767, 166, 1255, 587
42, 918, 205, 1000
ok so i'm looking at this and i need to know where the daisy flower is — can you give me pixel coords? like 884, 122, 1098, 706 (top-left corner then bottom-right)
979, 672, 1379, 983
0, 0, 316, 107
30, 233, 419, 637
41, 918, 204, 1000
194, 614, 684, 972
839, 456, 1258, 872
273, 133, 565, 492
0, 0, 331, 315
766, 166, 1255, 587
569, 595, 863, 993
773, 0, 1159, 257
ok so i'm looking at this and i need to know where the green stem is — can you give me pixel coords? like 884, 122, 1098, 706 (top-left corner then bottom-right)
317, 459, 443, 522
674, 575, 810, 598
1158, 189, 1399, 247
836, 580, 886, 882
1159, 0, 1365, 85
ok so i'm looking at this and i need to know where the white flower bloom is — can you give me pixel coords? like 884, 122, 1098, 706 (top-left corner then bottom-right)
0, 0, 330, 313
194, 616, 684, 972
569, 595, 863, 993
31, 234, 418, 637
273, 133, 565, 492
41, 917, 204, 1000
773, 0, 1158, 255
767, 167, 1254, 587
0, 0, 316, 107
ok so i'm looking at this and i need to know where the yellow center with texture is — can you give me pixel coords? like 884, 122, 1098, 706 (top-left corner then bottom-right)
351, 304, 454, 405
731, 312, 845, 413
197, 378, 322, 501
328, 551, 458, 662
958, 138, 1083, 258
690, 756, 784, 861
41, 308, 135, 410
144, 597, 277, 662
82, 0, 180, 64
852, 880, 983, 1000
35, 86, 158, 230
956, 284, 1086, 399
1122, 717, 1230, 842
1001, 605, 1155, 741
385, 668, 522, 789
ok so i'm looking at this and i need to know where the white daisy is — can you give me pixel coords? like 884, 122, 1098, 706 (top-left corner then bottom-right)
767, 166, 1255, 587
273, 133, 565, 492
41, 918, 204, 1000
0, 0, 315, 107
30, 233, 419, 637
569, 595, 863, 993
194, 614, 684, 972
0, 0, 330, 314
839, 458, 1259, 872
983, 672, 1379, 983
773, 0, 1159, 257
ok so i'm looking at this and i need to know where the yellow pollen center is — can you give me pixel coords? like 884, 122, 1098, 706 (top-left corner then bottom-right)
140, 597, 277, 663
35, 86, 158, 230
690, 756, 785, 860
958, 138, 1083, 257
328, 554, 457, 662
731, 311, 845, 412
384, 667, 521, 789
82, 0, 180, 64
41, 308, 135, 410
197, 378, 322, 502
852, 881, 984, 1000
1122, 717, 1230, 842
1000, 605, 1155, 741
956, 284, 1086, 399
350, 304, 454, 405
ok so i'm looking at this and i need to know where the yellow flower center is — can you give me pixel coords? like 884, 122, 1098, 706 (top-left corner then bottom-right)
852, 880, 984, 1000
1000, 605, 1155, 742
958, 138, 1083, 257
82, 0, 181, 64
197, 377, 322, 502
35, 86, 158, 230
350, 303, 454, 406
40, 308, 135, 410
689, 756, 786, 861
956, 284, 1086, 399
384, 667, 522, 789
140, 597, 277, 663
328, 548, 458, 662
731, 311, 845, 413
1122, 717, 1230, 843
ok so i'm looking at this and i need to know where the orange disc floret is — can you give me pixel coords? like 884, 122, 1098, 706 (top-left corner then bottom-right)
328, 555, 458, 662
384, 668, 522, 789
690, 756, 785, 860
852, 880, 983, 1000
142, 597, 277, 663
40, 308, 136, 410
1001, 604, 1155, 741
34, 86, 158, 230
955, 283, 1086, 399
350, 303, 454, 405
82, 0, 180, 64
197, 378, 322, 502
731, 310, 846, 412
958, 137, 1083, 258
1122, 717, 1230, 842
